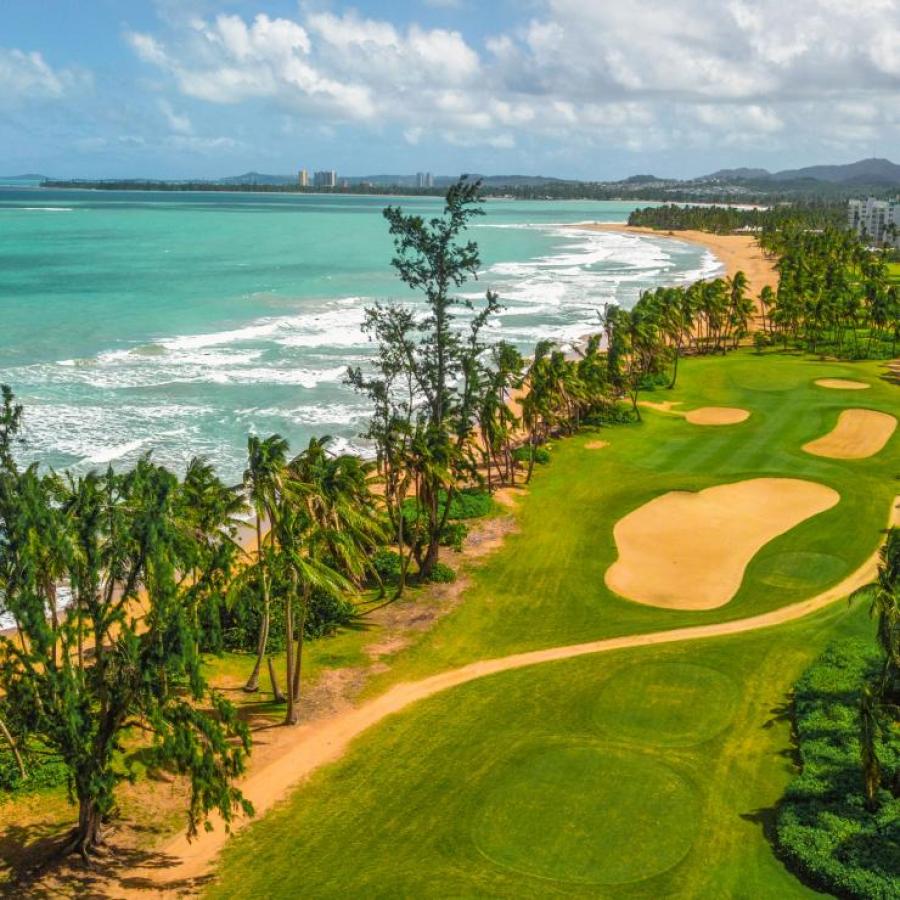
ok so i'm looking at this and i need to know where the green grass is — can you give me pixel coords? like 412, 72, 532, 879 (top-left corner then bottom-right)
206, 350, 897, 898
208, 603, 874, 898
365, 351, 898, 685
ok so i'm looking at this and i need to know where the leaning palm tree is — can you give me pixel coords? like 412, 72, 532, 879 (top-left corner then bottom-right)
242, 433, 289, 693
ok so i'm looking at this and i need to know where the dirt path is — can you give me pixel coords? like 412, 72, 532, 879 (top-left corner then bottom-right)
112, 494, 898, 897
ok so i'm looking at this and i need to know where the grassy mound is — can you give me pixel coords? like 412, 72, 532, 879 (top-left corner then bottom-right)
473, 743, 698, 885
776, 640, 899, 899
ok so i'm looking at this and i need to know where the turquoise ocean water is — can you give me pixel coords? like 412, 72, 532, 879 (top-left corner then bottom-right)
0, 189, 721, 481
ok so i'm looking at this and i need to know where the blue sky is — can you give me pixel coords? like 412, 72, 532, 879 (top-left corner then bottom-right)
2, 0, 898, 180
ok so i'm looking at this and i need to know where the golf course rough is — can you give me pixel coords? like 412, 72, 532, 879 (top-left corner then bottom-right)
605, 478, 840, 610
472, 742, 699, 885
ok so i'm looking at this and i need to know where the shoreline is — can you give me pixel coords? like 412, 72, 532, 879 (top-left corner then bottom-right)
569, 222, 778, 297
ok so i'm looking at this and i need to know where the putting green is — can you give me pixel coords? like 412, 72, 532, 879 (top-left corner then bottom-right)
592, 662, 738, 746
472, 743, 699, 885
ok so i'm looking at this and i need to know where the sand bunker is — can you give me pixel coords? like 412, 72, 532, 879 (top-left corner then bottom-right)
605, 478, 839, 610
815, 378, 870, 390
684, 407, 750, 426
638, 401, 749, 425
803, 409, 897, 460
585, 440, 609, 450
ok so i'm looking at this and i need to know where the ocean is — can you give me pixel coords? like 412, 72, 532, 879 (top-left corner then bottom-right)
0, 188, 721, 482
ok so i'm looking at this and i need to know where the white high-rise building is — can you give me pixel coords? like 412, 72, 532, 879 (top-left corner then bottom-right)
313, 170, 337, 188
848, 197, 900, 247
416, 172, 434, 188
298, 169, 309, 187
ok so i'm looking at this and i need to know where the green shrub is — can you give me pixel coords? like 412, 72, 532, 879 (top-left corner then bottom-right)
445, 488, 493, 520
583, 406, 638, 426
513, 445, 551, 466
428, 562, 456, 584
372, 548, 403, 585
401, 488, 493, 534
441, 521, 469, 551
0, 745, 68, 794
220, 584, 356, 652
775, 640, 899, 899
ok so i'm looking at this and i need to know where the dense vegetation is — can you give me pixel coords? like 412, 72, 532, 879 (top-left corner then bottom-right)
627, 202, 845, 234
776, 640, 899, 898
760, 227, 900, 357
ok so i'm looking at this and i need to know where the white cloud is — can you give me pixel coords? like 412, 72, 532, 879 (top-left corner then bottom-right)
0, 48, 89, 106
158, 99, 192, 134
124, 1, 900, 156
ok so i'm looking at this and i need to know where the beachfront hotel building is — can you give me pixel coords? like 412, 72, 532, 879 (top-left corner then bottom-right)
313, 170, 337, 188
416, 171, 434, 188
847, 197, 900, 247
298, 169, 309, 187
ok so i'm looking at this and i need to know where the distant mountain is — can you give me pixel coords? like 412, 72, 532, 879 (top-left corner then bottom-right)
702, 167, 771, 181
772, 158, 900, 185
699, 158, 900, 187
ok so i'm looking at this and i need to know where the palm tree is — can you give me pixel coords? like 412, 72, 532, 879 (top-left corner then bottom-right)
242, 434, 289, 693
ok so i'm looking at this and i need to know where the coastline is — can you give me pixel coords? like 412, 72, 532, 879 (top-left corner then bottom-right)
569, 222, 778, 297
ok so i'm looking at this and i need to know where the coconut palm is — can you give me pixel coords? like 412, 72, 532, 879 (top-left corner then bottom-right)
242, 433, 289, 693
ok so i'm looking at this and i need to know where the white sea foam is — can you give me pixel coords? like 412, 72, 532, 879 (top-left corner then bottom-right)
9, 206, 74, 212
7, 217, 718, 482
87, 438, 148, 465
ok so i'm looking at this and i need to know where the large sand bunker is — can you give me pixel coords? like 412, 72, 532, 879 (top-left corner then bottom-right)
815, 378, 870, 390
605, 478, 839, 610
803, 409, 897, 460
684, 407, 750, 426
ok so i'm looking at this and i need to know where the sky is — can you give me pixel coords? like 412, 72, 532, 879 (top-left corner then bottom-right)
2, 0, 899, 180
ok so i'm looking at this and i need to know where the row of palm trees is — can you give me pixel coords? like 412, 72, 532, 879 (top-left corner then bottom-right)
758, 226, 899, 356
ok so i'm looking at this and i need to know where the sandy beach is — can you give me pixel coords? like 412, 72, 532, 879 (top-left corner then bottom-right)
571, 223, 778, 297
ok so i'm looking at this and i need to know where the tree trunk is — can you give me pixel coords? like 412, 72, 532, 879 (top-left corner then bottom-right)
244, 603, 269, 692
0, 717, 26, 781
268, 655, 286, 705
68, 795, 104, 861
291, 585, 310, 703
283, 589, 298, 724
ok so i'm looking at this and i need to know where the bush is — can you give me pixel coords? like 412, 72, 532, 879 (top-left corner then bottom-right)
372, 548, 403, 585
220, 584, 356, 652
440, 521, 469, 552
0, 745, 68, 794
428, 562, 456, 584
513, 445, 551, 466
583, 405, 638, 426
775, 640, 899, 899
401, 488, 493, 535
445, 488, 492, 520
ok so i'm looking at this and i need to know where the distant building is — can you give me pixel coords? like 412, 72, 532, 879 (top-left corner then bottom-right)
313, 170, 337, 189
298, 169, 309, 187
848, 197, 900, 247
416, 171, 434, 189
